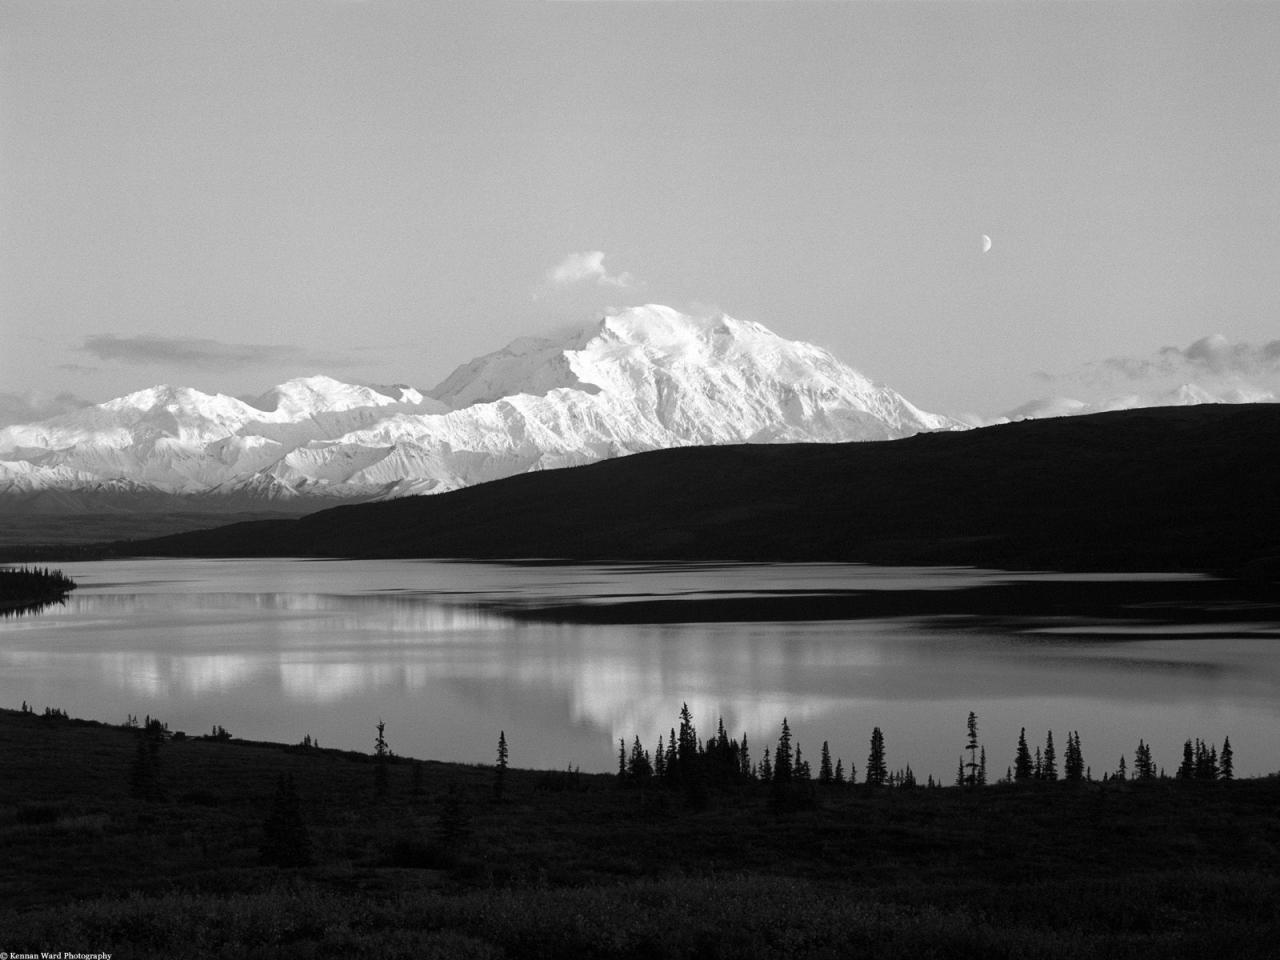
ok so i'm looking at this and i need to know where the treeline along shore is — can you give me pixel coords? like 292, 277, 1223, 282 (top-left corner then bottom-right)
3, 703, 1278, 957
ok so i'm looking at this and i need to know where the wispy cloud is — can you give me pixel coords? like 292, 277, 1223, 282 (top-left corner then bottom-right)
544, 251, 637, 291
0, 390, 93, 428
1039, 335, 1280, 387
76, 334, 358, 371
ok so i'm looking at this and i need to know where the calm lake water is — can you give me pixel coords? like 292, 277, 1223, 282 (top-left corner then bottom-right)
3, 558, 1278, 781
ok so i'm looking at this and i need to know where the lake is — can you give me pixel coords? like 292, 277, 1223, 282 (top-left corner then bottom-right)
3, 558, 1278, 781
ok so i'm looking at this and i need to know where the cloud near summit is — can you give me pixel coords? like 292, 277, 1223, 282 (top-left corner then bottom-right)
544, 251, 637, 291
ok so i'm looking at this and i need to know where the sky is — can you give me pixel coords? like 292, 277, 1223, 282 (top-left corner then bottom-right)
2, 1, 1279, 425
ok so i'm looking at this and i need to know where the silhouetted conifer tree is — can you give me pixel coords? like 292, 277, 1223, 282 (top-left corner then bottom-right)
978, 746, 987, 786
676, 703, 698, 777
1191, 739, 1219, 780
819, 741, 833, 785
1220, 736, 1233, 780
760, 746, 773, 782
1177, 739, 1195, 779
1134, 739, 1155, 780
374, 718, 389, 799
834, 758, 845, 784
495, 730, 509, 799
963, 713, 981, 787
1014, 727, 1033, 781
1034, 746, 1043, 780
1042, 731, 1058, 781
654, 735, 666, 779
628, 735, 652, 780
794, 743, 811, 781
260, 774, 311, 867
739, 733, 752, 780
1065, 731, 1084, 782
867, 727, 887, 787
617, 738, 627, 779
773, 718, 794, 784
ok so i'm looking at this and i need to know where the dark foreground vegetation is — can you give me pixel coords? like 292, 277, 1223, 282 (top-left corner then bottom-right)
3, 705, 1279, 958
42, 403, 1280, 575
0, 565, 75, 614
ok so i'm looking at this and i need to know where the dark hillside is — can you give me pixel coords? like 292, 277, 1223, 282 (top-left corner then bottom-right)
104, 404, 1280, 572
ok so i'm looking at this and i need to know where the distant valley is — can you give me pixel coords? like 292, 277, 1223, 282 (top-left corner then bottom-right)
71, 403, 1280, 575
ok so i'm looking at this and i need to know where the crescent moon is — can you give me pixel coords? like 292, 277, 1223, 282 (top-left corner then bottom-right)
982, 234, 992, 253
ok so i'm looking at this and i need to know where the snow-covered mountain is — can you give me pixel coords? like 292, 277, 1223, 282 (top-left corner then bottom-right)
0, 305, 963, 514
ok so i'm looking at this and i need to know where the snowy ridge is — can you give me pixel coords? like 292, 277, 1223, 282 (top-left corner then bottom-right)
0, 305, 964, 513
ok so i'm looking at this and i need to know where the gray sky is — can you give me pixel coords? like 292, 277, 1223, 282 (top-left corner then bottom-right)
3, 1, 1278, 422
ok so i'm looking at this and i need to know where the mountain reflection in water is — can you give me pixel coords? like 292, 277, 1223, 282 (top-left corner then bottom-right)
1, 559, 1276, 780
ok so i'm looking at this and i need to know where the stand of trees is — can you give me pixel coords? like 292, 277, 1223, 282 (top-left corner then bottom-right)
606, 706, 1240, 798
0, 565, 76, 612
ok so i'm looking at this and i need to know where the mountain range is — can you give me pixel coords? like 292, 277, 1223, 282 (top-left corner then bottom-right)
0, 305, 960, 514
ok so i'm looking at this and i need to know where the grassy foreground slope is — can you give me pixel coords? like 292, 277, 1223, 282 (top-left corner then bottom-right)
109, 404, 1280, 572
3, 707, 1280, 958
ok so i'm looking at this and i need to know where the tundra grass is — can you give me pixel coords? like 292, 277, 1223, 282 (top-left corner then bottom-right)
1, 707, 1277, 958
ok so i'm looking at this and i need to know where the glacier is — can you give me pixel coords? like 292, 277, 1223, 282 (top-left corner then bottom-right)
0, 305, 965, 514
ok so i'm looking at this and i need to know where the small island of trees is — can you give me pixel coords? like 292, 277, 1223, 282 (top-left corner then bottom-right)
0, 564, 76, 614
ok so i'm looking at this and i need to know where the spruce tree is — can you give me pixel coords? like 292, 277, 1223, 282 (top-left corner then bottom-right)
1116, 755, 1126, 780
676, 703, 698, 778
617, 738, 627, 779
1220, 736, 1234, 780
1177, 739, 1195, 779
963, 712, 980, 787
819, 741, 834, 785
1064, 731, 1084, 782
1134, 739, 1155, 780
866, 726, 887, 787
773, 717, 794, 784
834, 758, 845, 784
1014, 727, 1033, 781
628, 735, 652, 780
1042, 731, 1057, 781
794, 743, 810, 781
374, 719, 389, 799
978, 746, 987, 786
739, 733, 752, 779
495, 730, 509, 799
